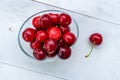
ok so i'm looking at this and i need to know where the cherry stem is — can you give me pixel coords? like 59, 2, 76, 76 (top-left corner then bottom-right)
85, 43, 94, 58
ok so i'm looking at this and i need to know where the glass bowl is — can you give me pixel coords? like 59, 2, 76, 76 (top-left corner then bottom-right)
18, 10, 79, 62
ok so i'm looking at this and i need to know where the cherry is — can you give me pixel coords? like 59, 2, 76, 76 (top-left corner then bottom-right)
22, 28, 36, 42
32, 16, 41, 29
89, 33, 103, 45
62, 31, 76, 46
49, 13, 59, 25
59, 13, 71, 26
47, 52, 57, 57
47, 46, 60, 57
47, 27, 61, 40
30, 41, 42, 50
36, 30, 48, 43
58, 46, 71, 59
39, 14, 52, 29
59, 25, 70, 34
85, 33, 103, 58
43, 38, 58, 54
58, 39, 70, 47
58, 39, 65, 47
33, 48, 46, 60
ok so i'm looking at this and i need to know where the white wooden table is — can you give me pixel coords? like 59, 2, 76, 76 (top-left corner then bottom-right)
1, 0, 120, 80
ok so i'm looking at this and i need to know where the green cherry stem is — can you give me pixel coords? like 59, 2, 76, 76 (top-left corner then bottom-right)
85, 43, 94, 58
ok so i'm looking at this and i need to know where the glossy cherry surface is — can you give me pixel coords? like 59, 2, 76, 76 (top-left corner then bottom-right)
89, 33, 103, 45
62, 31, 76, 46
39, 14, 52, 29
58, 46, 71, 59
59, 13, 71, 26
22, 28, 36, 42
30, 41, 42, 50
32, 16, 41, 29
47, 27, 61, 40
33, 48, 46, 60
59, 25, 70, 34
49, 13, 59, 25
43, 38, 58, 54
36, 30, 48, 43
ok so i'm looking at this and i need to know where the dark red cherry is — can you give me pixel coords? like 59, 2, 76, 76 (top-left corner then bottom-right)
85, 33, 103, 58
58, 39, 65, 46
89, 33, 103, 45
58, 46, 71, 59
39, 14, 52, 29
30, 41, 42, 50
59, 25, 70, 34
49, 13, 59, 25
47, 52, 57, 57
58, 39, 70, 47
47, 47, 59, 57
59, 13, 71, 26
47, 27, 61, 40
33, 48, 46, 60
22, 28, 36, 42
62, 31, 76, 46
36, 30, 48, 43
43, 38, 58, 54
32, 16, 41, 29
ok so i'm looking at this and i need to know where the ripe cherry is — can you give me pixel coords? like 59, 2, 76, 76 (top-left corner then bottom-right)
58, 39, 71, 47
43, 38, 58, 54
49, 13, 59, 25
32, 16, 41, 29
59, 25, 70, 34
89, 33, 103, 45
30, 41, 42, 50
47, 46, 60, 57
47, 27, 61, 40
62, 31, 76, 46
47, 52, 57, 57
22, 28, 36, 42
36, 30, 48, 43
85, 33, 103, 58
59, 13, 71, 26
39, 14, 52, 29
58, 46, 71, 59
33, 48, 46, 60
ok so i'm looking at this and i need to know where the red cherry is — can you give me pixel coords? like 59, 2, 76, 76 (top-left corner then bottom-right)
47, 27, 61, 40
85, 33, 103, 58
49, 13, 59, 25
47, 52, 57, 57
22, 28, 36, 42
33, 48, 46, 60
32, 16, 41, 29
58, 46, 71, 59
39, 14, 52, 29
58, 39, 65, 46
36, 30, 48, 43
43, 38, 58, 54
59, 13, 71, 26
62, 31, 76, 46
59, 25, 70, 34
89, 33, 103, 45
47, 47, 59, 57
30, 41, 42, 50
58, 39, 70, 47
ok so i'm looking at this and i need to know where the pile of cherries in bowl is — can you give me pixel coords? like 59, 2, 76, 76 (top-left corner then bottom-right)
21, 11, 77, 61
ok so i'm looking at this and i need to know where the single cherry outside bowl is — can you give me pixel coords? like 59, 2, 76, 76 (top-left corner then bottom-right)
18, 10, 79, 62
